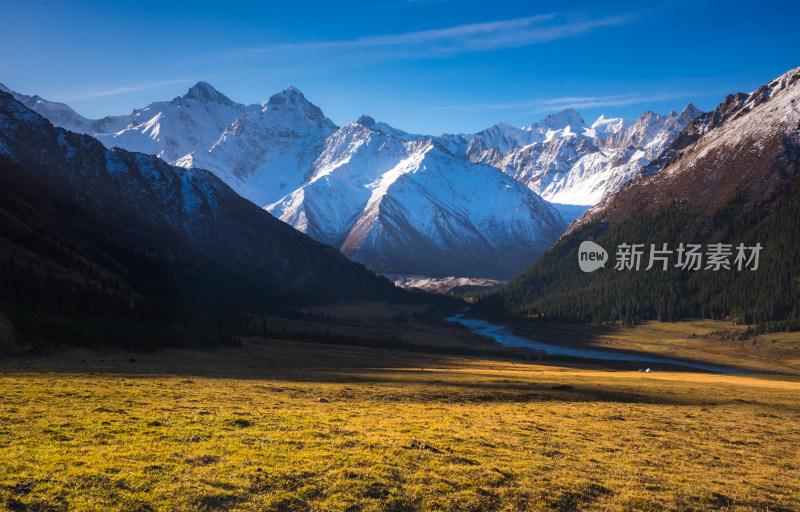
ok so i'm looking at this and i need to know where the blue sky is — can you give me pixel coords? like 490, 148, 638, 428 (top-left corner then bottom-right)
1, 0, 798, 134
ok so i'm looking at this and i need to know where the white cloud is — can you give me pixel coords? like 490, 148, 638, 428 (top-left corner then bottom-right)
434, 90, 722, 114
232, 12, 633, 60
66, 78, 194, 100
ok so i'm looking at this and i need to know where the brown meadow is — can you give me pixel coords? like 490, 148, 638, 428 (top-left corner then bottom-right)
1, 335, 799, 511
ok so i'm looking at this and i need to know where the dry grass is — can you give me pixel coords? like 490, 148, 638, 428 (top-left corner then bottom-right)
1, 338, 799, 511
250, 301, 494, 351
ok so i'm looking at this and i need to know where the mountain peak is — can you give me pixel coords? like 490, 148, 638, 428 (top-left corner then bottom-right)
590, 114, 630, 134
181, 81, 233, 105
681, 102, 703, 118
267, 85, 311, 107
265, 86, 331, 125
491, 121, 514, 131
537, 108, 586, 131
356, 115, 376, 127
0, 83, 9, 94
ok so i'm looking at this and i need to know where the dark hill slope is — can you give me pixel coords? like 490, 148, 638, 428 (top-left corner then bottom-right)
0, 92, 408, 348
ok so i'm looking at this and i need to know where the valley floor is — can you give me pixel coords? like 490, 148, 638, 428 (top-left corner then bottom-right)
504, 319, 800, 375
1, 336, 799, 512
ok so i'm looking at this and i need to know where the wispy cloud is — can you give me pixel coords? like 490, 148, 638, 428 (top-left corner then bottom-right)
230, 12, 633, 61
434, 90, 726, 114
66, 78, 194, 100
534, 92, 694, 111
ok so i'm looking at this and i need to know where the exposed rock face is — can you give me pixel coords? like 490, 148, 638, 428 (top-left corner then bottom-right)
580, 66, 800, 228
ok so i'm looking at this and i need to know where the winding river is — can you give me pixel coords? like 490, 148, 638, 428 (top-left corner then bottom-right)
446, 312, 748, 374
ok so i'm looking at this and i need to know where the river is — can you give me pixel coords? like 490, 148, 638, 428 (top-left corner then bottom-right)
446, 312, 748, 374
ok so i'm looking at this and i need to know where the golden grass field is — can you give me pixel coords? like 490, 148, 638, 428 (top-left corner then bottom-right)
2, 324, 800, 512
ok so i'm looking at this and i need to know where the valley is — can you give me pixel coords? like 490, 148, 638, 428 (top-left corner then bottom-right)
220, 302, 800, 375
1, 18, 799, 509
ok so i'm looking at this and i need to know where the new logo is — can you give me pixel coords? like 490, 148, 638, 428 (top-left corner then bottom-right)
578, 241, 608, 273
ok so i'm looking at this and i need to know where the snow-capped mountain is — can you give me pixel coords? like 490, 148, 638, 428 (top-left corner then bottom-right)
4, 82, 566, 278
3, 81, 337, 207
6, 81, 702, 211
94, 82, 261, 165
268, 117, 566, 279
177, 86, 338, 205
439, 108, 589, 161
4, 80, 701, 279
0, 90, 403, 305
0, 81, 261, 166
439, 105, 702, 205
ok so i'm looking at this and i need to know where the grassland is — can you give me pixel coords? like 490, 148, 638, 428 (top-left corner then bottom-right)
2, 334, 800, 512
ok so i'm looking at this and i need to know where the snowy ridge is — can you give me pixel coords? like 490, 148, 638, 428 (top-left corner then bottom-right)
181, 86, 338, 205
96, 82, 260, 166
2, 81, 703, 209
564, 66, 800, 236
3, 81, 338, 206
6, 80, 709, 278
267, 122, 567, 279
633, 67, 800, 207
439, 104, 702, 205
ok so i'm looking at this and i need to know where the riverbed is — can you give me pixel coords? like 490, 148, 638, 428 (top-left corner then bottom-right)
446, 313, 748, 374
